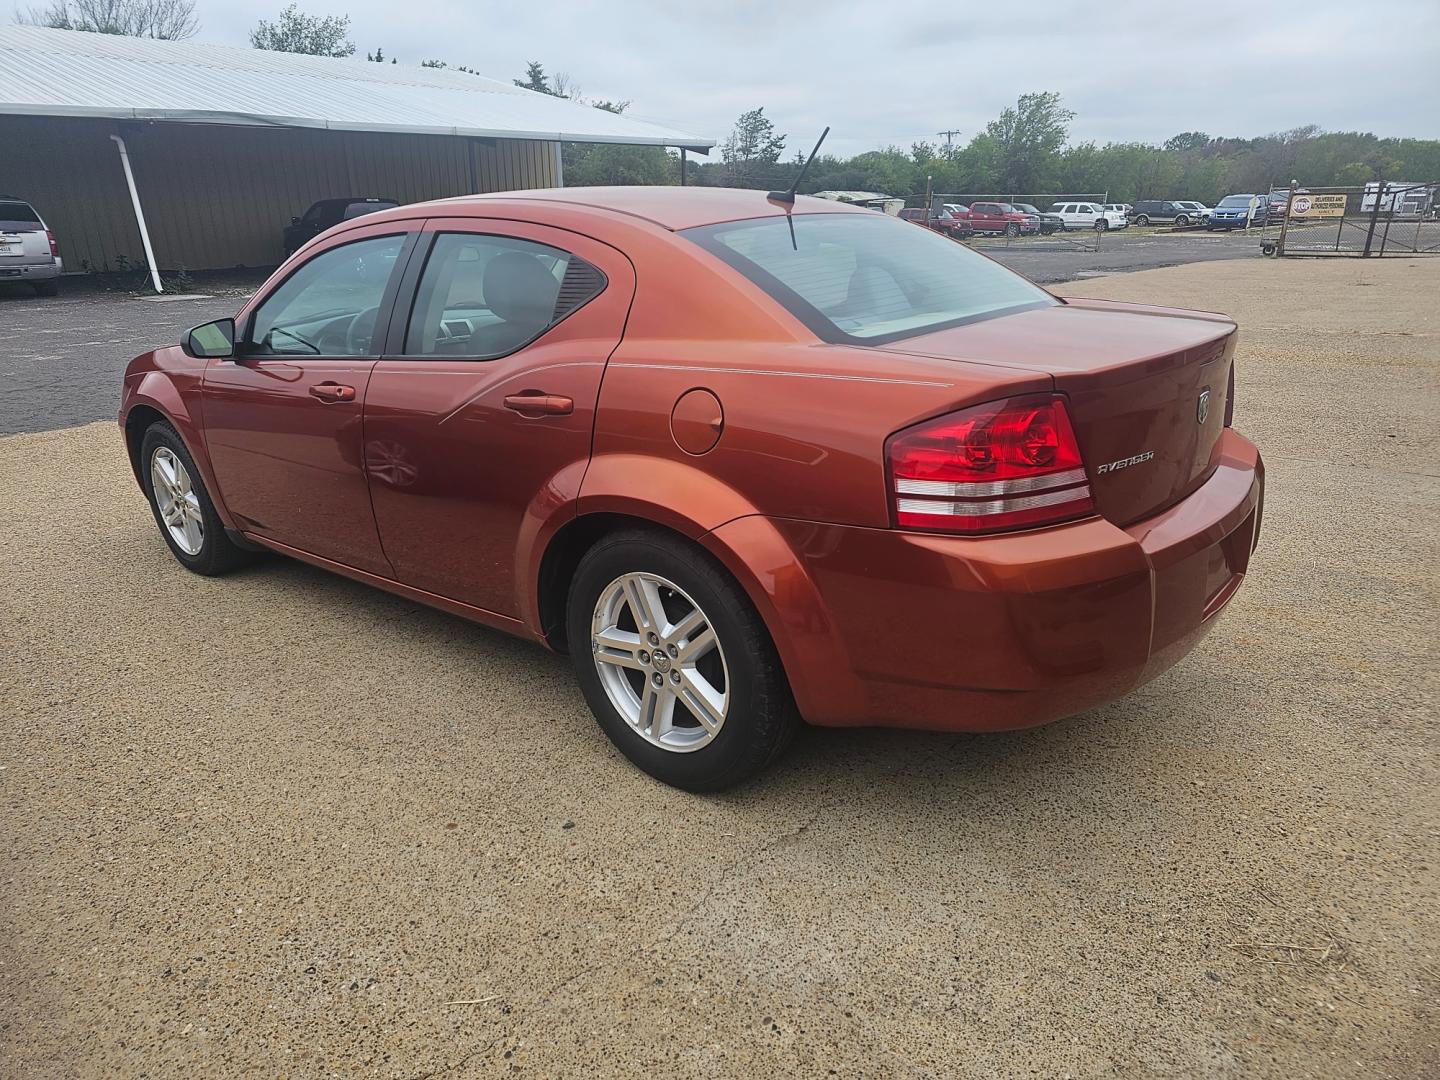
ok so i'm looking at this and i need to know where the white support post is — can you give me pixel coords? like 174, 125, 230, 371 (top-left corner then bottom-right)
109, 134, 163, 294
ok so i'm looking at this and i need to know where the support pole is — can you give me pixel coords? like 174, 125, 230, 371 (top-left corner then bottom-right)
1362, 176, 1384, 257
1275, 179, 1297, 256
680, 148, 688, 186
109, 134, 163, 294
552, 140, 564, 188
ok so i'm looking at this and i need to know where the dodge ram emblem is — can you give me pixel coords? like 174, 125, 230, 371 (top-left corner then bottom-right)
1197, 389, 1211, 425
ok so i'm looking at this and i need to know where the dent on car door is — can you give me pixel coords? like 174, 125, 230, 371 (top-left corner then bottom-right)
202, 226, 418, 573
363, 219, 635, 617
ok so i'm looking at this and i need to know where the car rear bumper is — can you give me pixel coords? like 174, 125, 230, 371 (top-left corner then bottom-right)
0, 258, 60, 281
715, 429, 1263, 732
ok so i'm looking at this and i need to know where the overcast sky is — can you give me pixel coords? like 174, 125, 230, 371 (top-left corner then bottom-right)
201, 0, 1438, 155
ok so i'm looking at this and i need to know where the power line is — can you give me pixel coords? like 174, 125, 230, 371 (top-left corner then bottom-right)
936, 129, 963, 152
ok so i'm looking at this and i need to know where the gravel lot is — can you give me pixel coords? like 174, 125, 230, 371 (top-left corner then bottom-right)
1, 258, 1437, 1079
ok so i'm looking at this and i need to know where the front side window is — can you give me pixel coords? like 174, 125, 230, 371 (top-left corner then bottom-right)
403, 233, 605, 358
247, 235, 405, 356
684, 212, 1055, 345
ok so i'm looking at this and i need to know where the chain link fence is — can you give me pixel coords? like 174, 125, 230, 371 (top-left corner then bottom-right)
1260, 182, 1440, 257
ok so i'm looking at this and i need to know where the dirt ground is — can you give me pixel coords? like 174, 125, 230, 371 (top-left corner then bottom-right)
1, 257, 1436, 1079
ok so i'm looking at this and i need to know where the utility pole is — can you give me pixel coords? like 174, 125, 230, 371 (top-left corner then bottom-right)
936, 129, 962, 154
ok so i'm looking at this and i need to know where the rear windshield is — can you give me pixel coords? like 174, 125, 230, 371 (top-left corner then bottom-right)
684, 212, 1055, 345
0, 200, 42, 231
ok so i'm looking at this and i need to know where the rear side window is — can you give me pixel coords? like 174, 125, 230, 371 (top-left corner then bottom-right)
0, 200, 42, 231
402, 232, 605, 358
684, 212, 1054, 345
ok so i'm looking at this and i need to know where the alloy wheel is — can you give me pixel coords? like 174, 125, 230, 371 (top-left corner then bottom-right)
590, 572, 729, 753
150, 446, 204, 555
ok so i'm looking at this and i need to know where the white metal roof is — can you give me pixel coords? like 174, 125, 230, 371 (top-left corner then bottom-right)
0, 24, 714, 150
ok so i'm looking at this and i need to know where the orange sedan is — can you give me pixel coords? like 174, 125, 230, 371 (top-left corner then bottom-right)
120, 187, 1263, 790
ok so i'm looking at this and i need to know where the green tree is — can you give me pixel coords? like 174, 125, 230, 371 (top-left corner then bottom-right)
19, 0, 198, 39
1164, 132, 1210, 153
984, 91, 1074, 193
721, 108, 787, 185
514, 61, 558, 95
366, 47, 394, 63
1335, 161, 1375, 186
250, 5, 355, 57
566, 145, 678, 186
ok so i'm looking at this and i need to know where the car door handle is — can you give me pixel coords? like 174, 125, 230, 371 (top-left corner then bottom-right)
309, 382, 356, 403
504, 392, 573, 416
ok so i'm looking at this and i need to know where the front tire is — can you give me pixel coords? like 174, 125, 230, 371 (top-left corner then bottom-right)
567, 530, 798, 791
1004, 223, 1020, 238
140, 422, 254, 576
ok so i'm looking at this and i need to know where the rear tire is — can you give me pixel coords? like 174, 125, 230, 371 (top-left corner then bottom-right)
1004, 223, 1020, 238
1174, 214, 1189, 226
140, 422, 255, 576
33, 279, 59, 297
1134, 215, 1150, 226
567, 529, 798, 791
1095, 219, 1110, 231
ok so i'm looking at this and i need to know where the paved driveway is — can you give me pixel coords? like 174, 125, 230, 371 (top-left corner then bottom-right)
0, 284, 250, 435
2, 257, 1435, 1078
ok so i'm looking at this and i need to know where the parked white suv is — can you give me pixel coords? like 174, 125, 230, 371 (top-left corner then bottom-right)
0, 197, 62, 296
1050, 202, 1128, 231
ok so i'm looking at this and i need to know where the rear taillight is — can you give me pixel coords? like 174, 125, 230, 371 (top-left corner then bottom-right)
1224, 361, 1235, 427
887, 394, 1094, 534
46, 230, 58, 256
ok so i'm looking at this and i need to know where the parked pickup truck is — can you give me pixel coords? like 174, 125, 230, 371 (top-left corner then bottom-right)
961, 201, 1040, 236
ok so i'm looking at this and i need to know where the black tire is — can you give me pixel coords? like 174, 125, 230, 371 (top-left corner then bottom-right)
1135, 215, 1150, 226
140, 421, 255, 576
1095, 219, 1109, 231
567, 529, 798, 791
1174, 214, 1189, 227
1004, 222, 1020, 238
33, 279, 59, 297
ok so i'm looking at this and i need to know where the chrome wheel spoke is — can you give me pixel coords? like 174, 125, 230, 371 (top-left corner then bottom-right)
641, 684, 677, 740
676, 625, 715, 663
678, 670, 725, 733
594, 626, 646, 671
621, 574, 666, 636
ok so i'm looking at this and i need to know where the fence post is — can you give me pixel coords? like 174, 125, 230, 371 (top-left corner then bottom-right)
1276, 179, 1297, 256
1361, 176, 1384, 257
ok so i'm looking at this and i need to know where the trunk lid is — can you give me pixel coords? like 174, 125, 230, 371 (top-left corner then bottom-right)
879, 298, 1236, 526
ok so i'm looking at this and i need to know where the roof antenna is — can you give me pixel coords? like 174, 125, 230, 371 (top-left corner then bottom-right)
768, 126, 829, 204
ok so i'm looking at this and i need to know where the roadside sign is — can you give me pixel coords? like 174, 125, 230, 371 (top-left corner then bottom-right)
1289, 193, 1347, 218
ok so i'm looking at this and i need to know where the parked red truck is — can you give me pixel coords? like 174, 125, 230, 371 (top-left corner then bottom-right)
960, 201, 1041, 237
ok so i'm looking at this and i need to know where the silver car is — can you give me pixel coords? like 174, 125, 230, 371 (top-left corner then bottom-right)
0, 197, 62, 296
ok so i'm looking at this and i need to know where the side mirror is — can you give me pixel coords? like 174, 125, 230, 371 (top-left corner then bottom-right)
182, 317, 236, 359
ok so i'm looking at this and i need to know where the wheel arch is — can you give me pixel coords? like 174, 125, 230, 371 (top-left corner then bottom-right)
533, 509, 862, 727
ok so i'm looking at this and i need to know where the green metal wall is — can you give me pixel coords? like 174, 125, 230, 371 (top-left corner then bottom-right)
0, 116, 558, 274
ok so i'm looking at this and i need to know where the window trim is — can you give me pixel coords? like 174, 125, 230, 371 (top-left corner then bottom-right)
237, 229, 419, 361
380, 229, 608, 363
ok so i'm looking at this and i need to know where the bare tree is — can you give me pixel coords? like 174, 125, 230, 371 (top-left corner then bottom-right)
17, 0, 199, 39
